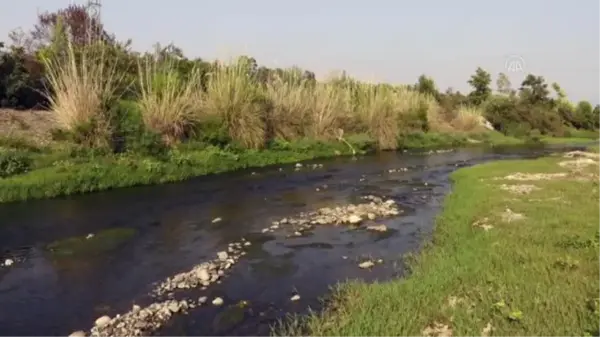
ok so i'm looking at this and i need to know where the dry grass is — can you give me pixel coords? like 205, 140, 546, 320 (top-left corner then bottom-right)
137, 57, 203, 145
0, 109, 55, 146
204, 58, 266, 149
307, 83, 349, 139
451, 105, 484, 132
42, 39, 126, 147
265, 72, 313, 140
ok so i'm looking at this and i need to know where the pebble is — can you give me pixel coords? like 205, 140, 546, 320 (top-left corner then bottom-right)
69, 330, 86, 337
217, 251, 228, 261
212, 217, 222, 223
243, 241, 251, 246
290, 294, 301, 301
196, 268, 210, 281
198, 296, 207, 304
347, 214, 362, 224
295, 163, 303, 168
366, 224, 388, 232
212, 297, 224, 306
4, 258, 14, 267
86, 233, 94, 239
358, 261, 375, 269
94, 315, 111, 327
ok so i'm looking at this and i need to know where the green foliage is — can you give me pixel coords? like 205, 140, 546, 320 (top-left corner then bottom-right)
0, 44, 46, 109
467, 67, 492, 106
0, 150, 32, 177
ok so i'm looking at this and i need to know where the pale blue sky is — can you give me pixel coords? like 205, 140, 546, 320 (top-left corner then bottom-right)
2, 0, 599, 103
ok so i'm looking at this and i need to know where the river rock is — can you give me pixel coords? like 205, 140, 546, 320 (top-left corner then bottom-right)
94, 315, 111, 327
366, 224, 388, 232
198, 296, 207, 304
217, 251, 228, 261
295, 163, 303, 168
358, 261, 375, 269
212, 297, 224, 306
212, 217, 222, 223
196, 268, 210, 281
167, 301, 180, 313
290, 294, 301, 301
69, 330, 86, 337
347, 214, 362, 224
4, 258, 14, 266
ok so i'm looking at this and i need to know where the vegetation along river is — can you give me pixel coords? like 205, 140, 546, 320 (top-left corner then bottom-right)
0, 144, 588, 336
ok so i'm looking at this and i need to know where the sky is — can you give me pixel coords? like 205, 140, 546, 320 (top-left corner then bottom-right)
2, 0, 599, 103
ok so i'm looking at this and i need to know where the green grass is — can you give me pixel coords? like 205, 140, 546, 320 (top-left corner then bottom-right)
397, 131, 522, 150
282, 153, 599, 336
541, 136, 598, 145
0, 139, 367, 203
0, 130, 592, 204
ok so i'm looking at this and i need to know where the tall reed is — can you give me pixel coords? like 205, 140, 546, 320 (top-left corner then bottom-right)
137, 56, 203, 145
204, 58, 266, 149
42, 38, 125, 147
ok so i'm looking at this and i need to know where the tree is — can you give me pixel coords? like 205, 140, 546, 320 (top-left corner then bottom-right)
467, 67, 492, 105
575, 100, 595, 130
414, 74, 439, 100
496, 72, 512, 95
551, 82, 567, 101
519, 74, 550, 105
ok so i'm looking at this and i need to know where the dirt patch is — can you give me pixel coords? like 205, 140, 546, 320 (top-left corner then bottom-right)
559, 158, 598, 170
422, 322, 452, 337
501, 208, 525, 223
563, 151, 600, 159
472, 218, 493, 231
481, 322, 493, 337
500, 184, 540, 194
498, 172, 567, 181
0, 109, 55, 146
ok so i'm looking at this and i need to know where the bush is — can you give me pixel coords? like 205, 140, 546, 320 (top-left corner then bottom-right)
136, 57, 204, 145
0, 150, 32, 178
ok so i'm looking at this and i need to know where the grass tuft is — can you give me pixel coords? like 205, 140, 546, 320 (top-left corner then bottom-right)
136, 56, 203, 145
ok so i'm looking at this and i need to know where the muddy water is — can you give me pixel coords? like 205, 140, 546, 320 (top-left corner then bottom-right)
0, 144, 587, 336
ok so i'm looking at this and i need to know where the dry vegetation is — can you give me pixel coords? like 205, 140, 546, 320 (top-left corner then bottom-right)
36, 39, 488, 151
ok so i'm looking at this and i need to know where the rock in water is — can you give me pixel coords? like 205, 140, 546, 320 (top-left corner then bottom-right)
196, 268, 210, 281
198, 296, 208, 304
168, 301, 180, 313
212, 297, 224, 306
217, 251, 228, 261
69, 331, 86, 337
366, 224, 388, 232
212, 217, 222, 223
347, 215, 362, 224
290, 294, 301, 301
295, 163, 303, 168
358, 261, 375, 269
4, 258, 14, 266
94, 315, 111, 327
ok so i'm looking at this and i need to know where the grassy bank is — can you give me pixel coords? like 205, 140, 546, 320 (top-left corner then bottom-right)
283, 149, 599, 336
0, 130, 527, 204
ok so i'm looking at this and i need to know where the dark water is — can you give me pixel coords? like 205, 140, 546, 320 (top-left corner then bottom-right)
0, 144, 588, 336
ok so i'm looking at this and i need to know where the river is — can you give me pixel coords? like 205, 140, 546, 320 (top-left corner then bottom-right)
0, 144, 587, 336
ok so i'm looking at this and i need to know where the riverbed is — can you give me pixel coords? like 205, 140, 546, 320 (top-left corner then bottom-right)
0, 144, 587, 336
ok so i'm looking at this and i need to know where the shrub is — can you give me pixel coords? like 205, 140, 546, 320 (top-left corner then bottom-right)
0, 150, 32, 178
136, 57, 204, 145
204, 58, 267, 149
452, 105, 484, 132
42, 39, 128, 148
